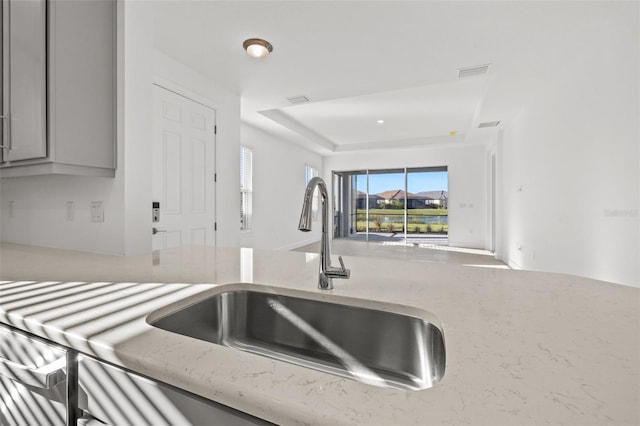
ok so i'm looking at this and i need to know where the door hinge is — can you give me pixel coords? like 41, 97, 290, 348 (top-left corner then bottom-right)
214, 173, 217, 182
214, 222, 217, 231
214, 125, 217, 135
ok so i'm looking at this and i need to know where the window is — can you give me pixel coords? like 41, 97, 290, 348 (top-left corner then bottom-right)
305, 164, 318, 184
333, 166, 448, 242
305, 164, 319, 219
240, 146, 253, 230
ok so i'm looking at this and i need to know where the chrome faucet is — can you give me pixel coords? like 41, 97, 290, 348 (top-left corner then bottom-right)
298, 177, 350, 290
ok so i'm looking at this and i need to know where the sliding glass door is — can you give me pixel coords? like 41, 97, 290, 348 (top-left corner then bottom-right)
333, 166, 448, 244
406, 168, 448, 239
367, 169, 405, 238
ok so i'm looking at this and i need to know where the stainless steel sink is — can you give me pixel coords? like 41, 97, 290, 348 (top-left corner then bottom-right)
148, 285, 446, 391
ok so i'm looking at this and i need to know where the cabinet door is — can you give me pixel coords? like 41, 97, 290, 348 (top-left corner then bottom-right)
1, 0, 47, 163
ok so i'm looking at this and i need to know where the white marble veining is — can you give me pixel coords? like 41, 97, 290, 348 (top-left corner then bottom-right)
0, 243, 638, 425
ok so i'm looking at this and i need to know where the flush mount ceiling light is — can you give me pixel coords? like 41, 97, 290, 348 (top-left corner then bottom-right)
243, 38, 273, 58
377, 120, 385, 124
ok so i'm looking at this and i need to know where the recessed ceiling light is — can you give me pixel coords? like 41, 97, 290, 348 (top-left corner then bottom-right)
377, 120, 384, 124
243, 38, 273, 58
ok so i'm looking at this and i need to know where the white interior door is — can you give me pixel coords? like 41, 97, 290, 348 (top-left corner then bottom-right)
152, 85, 216, 250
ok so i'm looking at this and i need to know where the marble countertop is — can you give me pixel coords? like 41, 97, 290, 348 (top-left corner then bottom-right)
0, 243, 638, 425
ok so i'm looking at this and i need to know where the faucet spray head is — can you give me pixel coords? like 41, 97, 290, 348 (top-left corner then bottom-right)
298, 192, 313, 232
299, 178, 322, 232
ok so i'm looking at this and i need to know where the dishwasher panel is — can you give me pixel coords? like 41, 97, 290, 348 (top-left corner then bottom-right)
79, 355, 271, 426
0, 324, 68, 426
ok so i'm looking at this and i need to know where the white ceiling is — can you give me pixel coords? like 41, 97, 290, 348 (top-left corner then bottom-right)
153, 1, 622, 154
261, 77, 487, 149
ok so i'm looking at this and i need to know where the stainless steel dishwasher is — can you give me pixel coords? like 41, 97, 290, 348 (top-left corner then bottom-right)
0, 324, 75, 426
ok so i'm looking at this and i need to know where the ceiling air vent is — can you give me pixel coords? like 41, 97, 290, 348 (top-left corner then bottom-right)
458, 64, 490, 79
478, 121, 501, 128
286, 95, 311, 105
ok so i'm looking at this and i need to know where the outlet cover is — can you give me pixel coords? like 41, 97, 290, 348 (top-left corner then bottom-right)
91, 201, 104, 222
66, 201, 75, 221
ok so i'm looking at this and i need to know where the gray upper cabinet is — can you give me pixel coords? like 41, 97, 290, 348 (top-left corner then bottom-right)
1, 0, 47, 163
0, 0, 116, 177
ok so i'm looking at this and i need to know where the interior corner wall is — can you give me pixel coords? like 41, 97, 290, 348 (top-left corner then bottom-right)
152, 50, 241, 248
122, 0, 153, 256
499, 3, 639, 287
323, 143, 488, 250
240, 123, 323, 250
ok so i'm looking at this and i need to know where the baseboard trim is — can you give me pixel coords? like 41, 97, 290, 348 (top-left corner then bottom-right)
508, 258, 522, 270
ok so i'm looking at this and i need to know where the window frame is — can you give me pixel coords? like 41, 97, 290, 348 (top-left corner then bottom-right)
240, 146, 253, 231
305, 164, 320, 220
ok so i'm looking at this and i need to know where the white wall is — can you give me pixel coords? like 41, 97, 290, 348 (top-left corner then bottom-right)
0, 3, 127, 256
324, 143, 489, 249
0, 174, 126, 255
498, 4, 639, 287
0, 4, 243, 255
240, 123, 322, 250
153, 50, 241, 248
0, 1, 150, 257
122, 0, 153, 256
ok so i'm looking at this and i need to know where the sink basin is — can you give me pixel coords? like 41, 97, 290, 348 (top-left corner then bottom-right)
148, 285, 446, 391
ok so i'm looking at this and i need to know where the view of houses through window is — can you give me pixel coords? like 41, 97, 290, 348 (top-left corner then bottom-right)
333, 167, 448, 244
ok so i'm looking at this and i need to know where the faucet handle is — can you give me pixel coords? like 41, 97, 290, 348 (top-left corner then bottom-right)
338, 256, 346, 271
336, 256, 351, 279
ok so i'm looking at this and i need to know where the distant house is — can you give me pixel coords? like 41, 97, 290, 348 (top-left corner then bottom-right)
376, 190, 404, 203
416, 191, 448, 208
375, 189, 433, 209
355, 190, 383, 209
439, 191, 448, 209
357, 189, 448, 209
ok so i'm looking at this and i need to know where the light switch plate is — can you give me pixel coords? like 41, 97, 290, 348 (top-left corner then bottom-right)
91, 201, 104, 222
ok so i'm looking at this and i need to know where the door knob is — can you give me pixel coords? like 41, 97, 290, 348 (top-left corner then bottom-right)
152, 227, 166, 235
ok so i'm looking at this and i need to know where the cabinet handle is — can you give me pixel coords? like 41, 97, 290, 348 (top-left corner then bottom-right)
0, 355, 66, 389
0, 113, 11, 150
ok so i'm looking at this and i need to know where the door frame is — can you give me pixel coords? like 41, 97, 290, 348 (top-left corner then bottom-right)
152, 78, 218, 247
